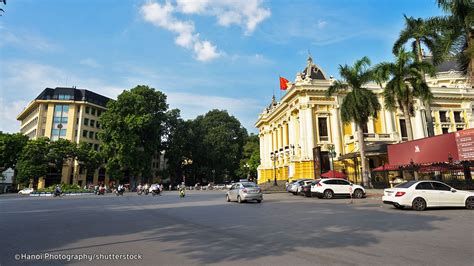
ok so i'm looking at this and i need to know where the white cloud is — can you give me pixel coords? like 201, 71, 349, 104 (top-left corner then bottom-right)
0, 60, 261, 133
317, 19, 327, 29
176, 0, 271, 34
140, 1, 220, 61
79, 58, 102, 68
140, 1, 270, 61
0, 25, 59, 52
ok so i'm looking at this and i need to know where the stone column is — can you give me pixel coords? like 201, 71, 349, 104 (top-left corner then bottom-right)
413, 107, 426, 140
331, 108, 342, 157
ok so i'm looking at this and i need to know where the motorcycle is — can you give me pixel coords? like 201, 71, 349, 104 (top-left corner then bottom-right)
179, 188, 185, 198
151, 187, 161, 196
97, 187, 105, 195
137, 188, 143, 195
53, 190, 62, 197
115, 188, 125, 196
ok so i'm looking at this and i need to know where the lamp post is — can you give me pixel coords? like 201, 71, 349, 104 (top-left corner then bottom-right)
271, 152, 277, 186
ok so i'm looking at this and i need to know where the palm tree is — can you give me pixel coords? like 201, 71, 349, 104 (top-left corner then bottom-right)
375, 49, 436, 141
393, 15, 443, 137
436, 0, 474, 82
326, 56, 381, 188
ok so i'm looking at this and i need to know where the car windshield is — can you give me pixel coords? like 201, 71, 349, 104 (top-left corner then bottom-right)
395, 181, 417, 188
242, 183, 258, 188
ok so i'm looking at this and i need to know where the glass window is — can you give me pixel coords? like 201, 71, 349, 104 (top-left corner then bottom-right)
453, 112, 462, 123
439, 111, 447, 122
54, 105, 62, 112
442, 128, 449, 134
431, 182, 451, 191
61, 117, 68, 124
85, 107, 90, 114
84, 118, 89, 126
318, 117, 328, 141
242, 183, 257, 188
416, 182, 433, 190
90, 120, 95, 127
97, 110, 102, 117
83, 130, 88, 137
53, 117, 61, 123
52, 129, 60, 136
337, 180, 350, 185
91, 108, 96, 116
361, 123, 368, 134
59, 130, 67, 136
62, 105, 69, 112
96, 121, 100, 128
395, 181, 417, 188
94, 144, 99, 151
89, 131, 94, 138
399, 119, 408, 140
95, 132, 99, 140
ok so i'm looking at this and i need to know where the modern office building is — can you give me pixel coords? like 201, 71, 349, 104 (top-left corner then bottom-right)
17, 87, 111, 188
255, 56, 474, 184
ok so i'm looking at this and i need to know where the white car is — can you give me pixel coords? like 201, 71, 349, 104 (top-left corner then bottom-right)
311, 178, 365, 199
18, 188, 34, 195
288, 179, 311, 195
383, 180, 474, 211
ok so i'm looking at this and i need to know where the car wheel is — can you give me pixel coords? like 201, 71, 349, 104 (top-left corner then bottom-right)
353, 189, 363, 199
466, 197, 474, 209
412, 197, 427, 211
323, 190, 334, 199
237, 196, 242, 203
256, 200, 262, 203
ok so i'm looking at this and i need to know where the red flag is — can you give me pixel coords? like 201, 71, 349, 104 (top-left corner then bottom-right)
279, 77, 289, 90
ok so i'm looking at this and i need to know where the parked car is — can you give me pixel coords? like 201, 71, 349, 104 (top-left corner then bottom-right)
311, 178, 365, 199
18, 188, 34, 195
382, 180, 474, 211
288, 179, 312, 195
297, 179, 317, 195
226, 182, 262, 203
301, 180, 320, 197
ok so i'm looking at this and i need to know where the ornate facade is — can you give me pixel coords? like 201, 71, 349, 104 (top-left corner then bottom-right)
255, 56, 474, 184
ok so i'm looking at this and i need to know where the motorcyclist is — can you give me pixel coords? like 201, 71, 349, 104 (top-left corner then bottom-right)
54, 185, 62, 196
179, 182, 186, 197
144, 183, 149, 194
137, 184, 143, 195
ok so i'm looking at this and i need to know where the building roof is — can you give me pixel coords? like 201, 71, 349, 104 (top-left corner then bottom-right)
35, 87, 112, 107
301, 55, 327, 80
423, 56, 461, 73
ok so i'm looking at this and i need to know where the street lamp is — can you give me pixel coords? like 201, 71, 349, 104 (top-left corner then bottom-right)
182, 158, 193, 185
212, 169, 216, 184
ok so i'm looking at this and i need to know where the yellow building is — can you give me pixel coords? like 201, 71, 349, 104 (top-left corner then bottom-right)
17, 87, 111, 188
255, 56, 474, 185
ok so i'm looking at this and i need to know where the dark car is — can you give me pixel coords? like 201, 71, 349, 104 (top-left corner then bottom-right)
301, 180, 320, 197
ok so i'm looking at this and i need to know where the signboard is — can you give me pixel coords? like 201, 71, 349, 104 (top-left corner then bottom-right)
388, 132, 458, 165
455, 128, 474, 161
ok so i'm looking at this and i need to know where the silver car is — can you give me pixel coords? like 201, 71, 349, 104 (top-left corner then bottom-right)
226, 182, 263, 203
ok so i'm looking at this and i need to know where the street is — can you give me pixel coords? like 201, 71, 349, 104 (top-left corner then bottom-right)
1, 191, 473, 266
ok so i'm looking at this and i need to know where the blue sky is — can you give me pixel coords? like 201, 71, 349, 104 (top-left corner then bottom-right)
0, 0, 444, 134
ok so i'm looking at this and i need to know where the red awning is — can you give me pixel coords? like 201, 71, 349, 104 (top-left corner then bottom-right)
321, 170, 346, 178
388, 132, 459, 165
372, 163, 399, 172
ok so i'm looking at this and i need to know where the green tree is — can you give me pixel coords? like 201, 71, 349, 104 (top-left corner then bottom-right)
16, 138, 50, 185
326, 56, 381, 187
99, 85, 169, 183
163, 109, 192, 185
237, 134, 260, 181
0, 0, 6, 15
76, 142, 104, 181
375, 49, 435, 141
393, 15, 443, 137
47, 138, 77, 175
192, 110, 248, 184
0, 132, 29, 171
436, 0, 474, 80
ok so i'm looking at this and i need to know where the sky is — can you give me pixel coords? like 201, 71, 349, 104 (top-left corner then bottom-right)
0, 0, 445, 134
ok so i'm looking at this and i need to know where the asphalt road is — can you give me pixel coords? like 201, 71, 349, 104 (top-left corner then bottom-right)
0, 191, 473, 266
